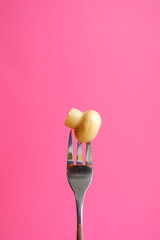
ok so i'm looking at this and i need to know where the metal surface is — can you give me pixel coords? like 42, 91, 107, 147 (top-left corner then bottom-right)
67, 130, 92, 240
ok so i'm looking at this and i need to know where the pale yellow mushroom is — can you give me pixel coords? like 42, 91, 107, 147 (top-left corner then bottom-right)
65, 108, 102, 143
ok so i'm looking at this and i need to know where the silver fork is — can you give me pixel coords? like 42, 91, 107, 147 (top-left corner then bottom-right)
67, 130, 93, 240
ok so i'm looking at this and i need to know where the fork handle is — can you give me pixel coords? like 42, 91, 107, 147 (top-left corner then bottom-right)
76, 197, 84, 240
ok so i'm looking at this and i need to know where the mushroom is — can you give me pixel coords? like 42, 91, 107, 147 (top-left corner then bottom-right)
65, 108, 102, 143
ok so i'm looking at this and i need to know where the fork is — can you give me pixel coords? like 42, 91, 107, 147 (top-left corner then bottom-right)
67, 130, 93, 240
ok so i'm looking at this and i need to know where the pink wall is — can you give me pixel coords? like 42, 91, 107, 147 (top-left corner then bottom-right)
0, 0, 160, 239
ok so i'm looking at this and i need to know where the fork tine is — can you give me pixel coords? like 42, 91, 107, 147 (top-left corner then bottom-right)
86, 142, 92, 165
67, 130, 74, 165
77, 142, 83, 164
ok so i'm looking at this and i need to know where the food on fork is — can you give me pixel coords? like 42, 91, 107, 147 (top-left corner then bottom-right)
65, 108, 102, 143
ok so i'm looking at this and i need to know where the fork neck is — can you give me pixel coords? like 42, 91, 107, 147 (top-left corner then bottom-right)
76, 197, 84, 240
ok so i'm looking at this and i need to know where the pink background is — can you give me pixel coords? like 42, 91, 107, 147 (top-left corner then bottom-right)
0, 0, 160, 239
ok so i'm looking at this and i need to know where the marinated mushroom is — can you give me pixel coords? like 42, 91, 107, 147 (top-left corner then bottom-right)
65, 108, 102, 143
